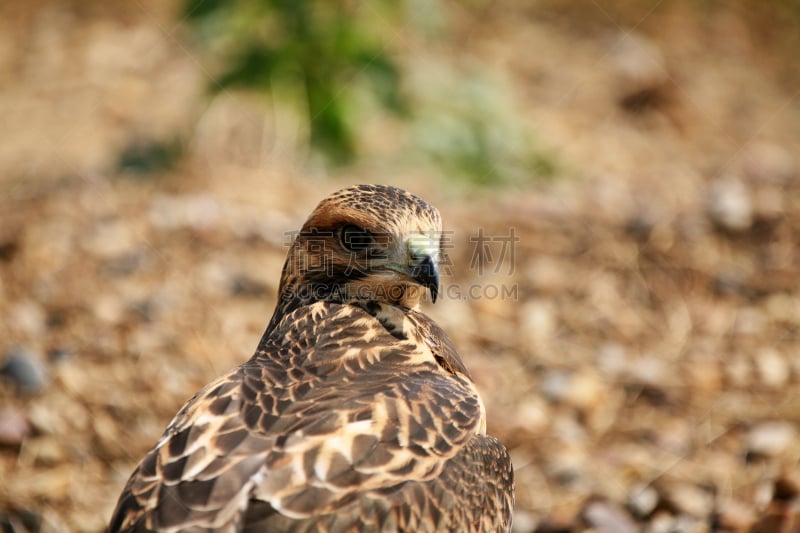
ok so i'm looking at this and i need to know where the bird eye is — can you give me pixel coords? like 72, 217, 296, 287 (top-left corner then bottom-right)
339, 224, 373, 252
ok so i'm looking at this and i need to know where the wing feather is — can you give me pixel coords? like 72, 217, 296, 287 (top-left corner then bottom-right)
109, 302, 497, 531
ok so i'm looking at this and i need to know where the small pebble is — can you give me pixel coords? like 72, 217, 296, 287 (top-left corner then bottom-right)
724, 354, 752, 387
644, 511, 705, 533
662, 482, 713, 519
1, 348, 49, 394
747, 421, 796, 458
627, 484, 659, 518
512, 397, 550, 434
755, 348, 789, 387
565, 370, 607, 411
511, 509, 538, 533
521, 300, 556, 346
581, 499, 638, 533
707, 177, 752, 231
596, 343, 628, 378
611, 32, 670, 112
9, 301, 47, 338
643, 511, 674, 533
541, 369, 572, 403
0, 407, 30, 446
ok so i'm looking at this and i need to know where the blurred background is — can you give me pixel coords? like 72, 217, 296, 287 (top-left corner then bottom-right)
1, 1, 800, 531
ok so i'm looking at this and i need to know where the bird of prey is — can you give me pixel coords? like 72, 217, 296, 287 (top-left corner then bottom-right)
109, 184, 514, 532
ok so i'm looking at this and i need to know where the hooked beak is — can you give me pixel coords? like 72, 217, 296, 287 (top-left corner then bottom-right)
410, 253, 440, 303
407, 234, 440, 303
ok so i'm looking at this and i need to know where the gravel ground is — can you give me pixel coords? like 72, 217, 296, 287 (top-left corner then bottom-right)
2, 2, 800, 532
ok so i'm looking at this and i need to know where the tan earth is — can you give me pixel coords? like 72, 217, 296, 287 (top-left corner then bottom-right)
1, 1, 800, 532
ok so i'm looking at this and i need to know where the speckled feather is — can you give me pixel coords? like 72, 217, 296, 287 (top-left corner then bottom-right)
109, 185, 514, 532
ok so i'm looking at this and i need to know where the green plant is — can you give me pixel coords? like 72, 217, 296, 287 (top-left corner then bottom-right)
184, 0, 406, 164
409, 63, 558, 186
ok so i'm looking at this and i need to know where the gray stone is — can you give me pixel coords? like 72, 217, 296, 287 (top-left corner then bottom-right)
1, 348, 49, 394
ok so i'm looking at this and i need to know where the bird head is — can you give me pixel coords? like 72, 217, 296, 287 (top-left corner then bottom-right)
273, 185, 443, 320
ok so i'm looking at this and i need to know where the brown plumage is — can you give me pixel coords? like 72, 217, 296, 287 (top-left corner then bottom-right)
109, 184, 514, 532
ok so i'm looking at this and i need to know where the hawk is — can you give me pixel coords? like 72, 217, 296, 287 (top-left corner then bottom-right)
109, 184, 514, 532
